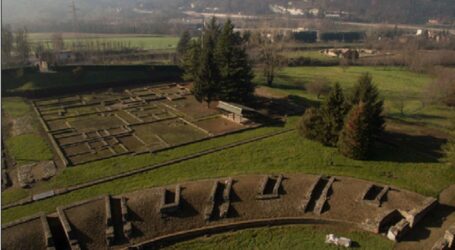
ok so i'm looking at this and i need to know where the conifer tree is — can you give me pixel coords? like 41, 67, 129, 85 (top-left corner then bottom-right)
176, 30, 191, 65
338, 103, 370, 160
349, 73, 385, 139
192, 18, 220, 106
182, 39, 201, 81
215, 19, 254, 102
320, 83, 348, 146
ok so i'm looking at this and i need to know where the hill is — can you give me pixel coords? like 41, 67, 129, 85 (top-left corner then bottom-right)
2, 0, 454, 30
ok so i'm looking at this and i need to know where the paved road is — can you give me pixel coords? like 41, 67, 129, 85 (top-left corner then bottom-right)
337, 21, 455, 35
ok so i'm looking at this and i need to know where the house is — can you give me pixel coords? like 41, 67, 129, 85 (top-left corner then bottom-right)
217, 101, 256, 124
56, 50, 76, 62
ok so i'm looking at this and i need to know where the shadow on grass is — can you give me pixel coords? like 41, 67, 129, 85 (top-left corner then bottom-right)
251, 95, 319, 118
370, 131, 447, 163
388, 113, 446, 121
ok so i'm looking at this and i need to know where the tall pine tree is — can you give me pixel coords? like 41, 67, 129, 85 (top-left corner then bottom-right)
192, 18, 221, 106
215, 19, 254, 102
182, 39, 201, 81
338, 102, 370, 160
176, 30, 191, 66
349, 73, 385, 140
320, 83, 349, 146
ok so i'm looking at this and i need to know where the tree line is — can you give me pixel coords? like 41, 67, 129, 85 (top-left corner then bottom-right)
2, 26, 31, 67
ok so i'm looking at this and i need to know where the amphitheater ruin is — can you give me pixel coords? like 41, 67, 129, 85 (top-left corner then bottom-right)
2, 173, 444, 249
32, 83, 258, 167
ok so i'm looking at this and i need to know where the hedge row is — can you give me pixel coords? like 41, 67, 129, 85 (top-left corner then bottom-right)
2, 65, 183, 97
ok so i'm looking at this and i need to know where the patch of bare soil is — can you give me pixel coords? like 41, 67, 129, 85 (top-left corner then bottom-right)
10, 115, 36, 137
1, 217, 45, 250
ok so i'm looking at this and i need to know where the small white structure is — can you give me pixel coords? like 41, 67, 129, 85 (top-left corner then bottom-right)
217, 101, 256, 124
325, 234, 352, 248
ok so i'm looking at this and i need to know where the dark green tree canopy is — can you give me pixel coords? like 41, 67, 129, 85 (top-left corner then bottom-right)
349, 73, 385, 139
176, 30, 191, 65
338, 102, 370, 160
183, 17, 255, 105
215, 19, 254, 102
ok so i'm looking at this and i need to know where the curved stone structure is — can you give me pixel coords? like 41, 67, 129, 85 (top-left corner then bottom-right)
1, 174, 437, 249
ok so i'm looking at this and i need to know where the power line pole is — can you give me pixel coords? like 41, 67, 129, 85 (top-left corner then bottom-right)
70, 0, 80, 34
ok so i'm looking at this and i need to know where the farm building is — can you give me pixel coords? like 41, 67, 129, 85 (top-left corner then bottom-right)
217, 101, 256, 124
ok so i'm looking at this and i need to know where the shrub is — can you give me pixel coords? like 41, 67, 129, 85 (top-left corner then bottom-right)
306, 78, 331, 99
297, 107, 324, 142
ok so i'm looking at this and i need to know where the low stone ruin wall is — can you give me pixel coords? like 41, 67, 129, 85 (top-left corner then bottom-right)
432, 223, 455, 250
2, 174, 439, 249
57, 208, 80, 250
401, 197, 438, 228
256, 175, 283, 200
314, 177, 335, 215
159, 185, 182, 215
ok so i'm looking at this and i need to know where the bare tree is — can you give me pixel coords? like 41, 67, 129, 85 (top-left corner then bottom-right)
51, 33, 65, 52
306, 77, 331, 99
258, 41, 285, 86
424, 68, 455, 107
14, 27, 30, 66
2, 25, 14, 66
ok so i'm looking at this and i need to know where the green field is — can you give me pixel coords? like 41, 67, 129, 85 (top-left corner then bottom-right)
28, 33, 179, 50
5, 134, 53, 164
2, 98, 54, 166
164, 225, 393, 250
2, 66, 454, 224
255, 66, 453, 131
1, 97, 32, 118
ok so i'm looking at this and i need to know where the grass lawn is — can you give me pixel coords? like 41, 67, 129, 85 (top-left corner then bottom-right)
2, 66, 453, 225
163, 225, 393, 250
2, 98, 54, 166
255, 66, 453, 133
5, 134, 53, 164
28, 33, 179, 50
1, 97, 31, 118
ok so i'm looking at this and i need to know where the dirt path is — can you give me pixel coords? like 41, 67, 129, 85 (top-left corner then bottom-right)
395, 184, 455, 250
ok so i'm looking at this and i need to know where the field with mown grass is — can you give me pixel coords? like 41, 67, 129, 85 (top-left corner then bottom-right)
2, 66, 454, 224
255, 66, 454, 132
28, 33, 179, 51
163, 225, 393, 250
5, 134, 53, 164
2, 98, 53, 166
